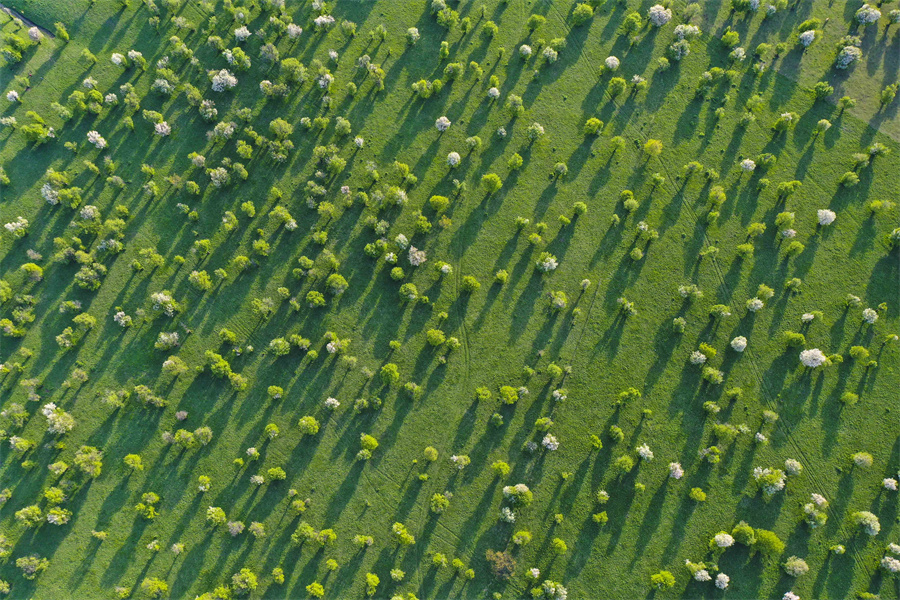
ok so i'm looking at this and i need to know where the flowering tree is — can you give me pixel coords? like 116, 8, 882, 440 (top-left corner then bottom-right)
648, 5, 672, 27
211, 69, 238, 92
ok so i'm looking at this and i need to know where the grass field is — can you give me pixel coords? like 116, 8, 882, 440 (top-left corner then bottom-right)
1, 0, 898, 598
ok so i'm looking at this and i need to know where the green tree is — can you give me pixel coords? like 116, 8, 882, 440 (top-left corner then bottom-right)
481, 173, 502, 194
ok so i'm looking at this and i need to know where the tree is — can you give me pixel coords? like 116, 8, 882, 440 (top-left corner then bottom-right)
426, 329, 446, 346
621, 11, 642, 37
552, 538, 568, 554
485, 550, 516, 580
608, 77, 627, 97
188, 270, 212, 291
651, 571, 675, 589
381, 363, 400, 386
124, 454, 144, 471
430, 493, 450, 513
481, 173, 502, 194
614, 455, 635, 476
231, 568, 258, 595
392, 522, 415, 545
365, 572, 380, 596
16, 555, 49, 580
74, 446, 103, 477
298, 416, 320, 435
326, 273, 348, 295
754, 528, 785, 558
15, 505, 42, 527
572, 3, 594, 25
461, 276, 481, 292
643, 139, 663, 158
140, 577, 168, 599
584, 117, 603, 134
527, 14, 546, 31
732, 521, 756, 546
269, 118, 293, 140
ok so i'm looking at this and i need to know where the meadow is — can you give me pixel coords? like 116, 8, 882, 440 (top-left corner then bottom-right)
0, 0, 898, 598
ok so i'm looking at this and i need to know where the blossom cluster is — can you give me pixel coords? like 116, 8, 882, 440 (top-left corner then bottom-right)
87, 130, 107, 149
648, 5, 672, 27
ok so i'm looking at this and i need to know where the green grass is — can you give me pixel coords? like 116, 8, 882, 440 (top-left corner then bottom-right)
1, 1, 898, 599
4, 0, 92, 31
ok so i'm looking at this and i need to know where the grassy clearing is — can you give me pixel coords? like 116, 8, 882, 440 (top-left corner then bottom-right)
0, 0, 898, 599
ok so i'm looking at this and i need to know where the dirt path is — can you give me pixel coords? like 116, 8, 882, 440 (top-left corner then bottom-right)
0, 2, 55, 37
